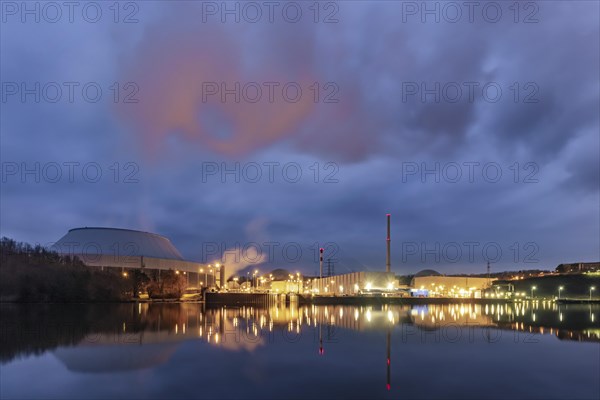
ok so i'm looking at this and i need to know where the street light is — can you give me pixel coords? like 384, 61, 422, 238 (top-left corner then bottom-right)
590, 286, 596, 301
558, 286, 564, 300
531, 286, 536, 299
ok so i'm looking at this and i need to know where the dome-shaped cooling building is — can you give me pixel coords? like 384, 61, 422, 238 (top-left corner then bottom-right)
53, 227, 204, 275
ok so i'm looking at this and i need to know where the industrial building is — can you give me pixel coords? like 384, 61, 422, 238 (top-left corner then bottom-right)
307, 270, 493, 298
411, 269, 493, 298
310, 272, 398, 295
53, 227, 224, 288
556, 262, 600, 274
271, 280, 303, 293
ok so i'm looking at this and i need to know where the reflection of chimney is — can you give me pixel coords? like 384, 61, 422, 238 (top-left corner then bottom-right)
386, 329, 391, 390
386, 214, 391, 273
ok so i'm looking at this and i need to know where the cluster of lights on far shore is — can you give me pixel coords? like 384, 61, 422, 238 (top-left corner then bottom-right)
227, 270, 304, 292
118, 264, 598, 303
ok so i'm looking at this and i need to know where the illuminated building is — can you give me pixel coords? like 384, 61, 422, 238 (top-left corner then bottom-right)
411, 269, 493, 298
310, 271, 397, 295
270, 280, 302, 293
52, 227, 216, 287
555, 262, 600, 274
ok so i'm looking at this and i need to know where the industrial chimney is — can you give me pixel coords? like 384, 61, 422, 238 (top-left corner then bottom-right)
386, 214, 391, 273
220, 264, 226, 289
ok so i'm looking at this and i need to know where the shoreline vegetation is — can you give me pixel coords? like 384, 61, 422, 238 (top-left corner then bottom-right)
0, 237, 187, 302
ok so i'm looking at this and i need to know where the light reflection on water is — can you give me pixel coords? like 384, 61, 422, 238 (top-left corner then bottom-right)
0, 303, 598, 399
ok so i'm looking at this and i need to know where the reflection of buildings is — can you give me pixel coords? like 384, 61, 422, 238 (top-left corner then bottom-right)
410, 303, 495, 329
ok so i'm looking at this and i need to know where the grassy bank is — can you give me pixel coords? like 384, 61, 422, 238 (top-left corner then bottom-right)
499, 274, 600, 299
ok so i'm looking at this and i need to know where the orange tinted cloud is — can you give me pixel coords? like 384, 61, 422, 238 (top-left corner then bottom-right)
117, 19, 316, 160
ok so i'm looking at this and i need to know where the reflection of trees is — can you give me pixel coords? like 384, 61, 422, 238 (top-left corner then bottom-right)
0, 304, 88, 363
1, 304, 132, 362
0, 303, 207, 364
1, 304, 145, 363
144, 303, 190, 330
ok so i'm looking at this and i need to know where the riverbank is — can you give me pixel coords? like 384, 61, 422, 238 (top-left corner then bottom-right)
203, 292, 520, 307
556, 298, 600, 304
299, 295, 518, 306
3, 291, 599, 305
4, 293, 600, 305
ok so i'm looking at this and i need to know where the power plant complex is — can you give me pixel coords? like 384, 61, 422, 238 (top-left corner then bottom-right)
310, 213, 396, 295
52, 215, 495, 298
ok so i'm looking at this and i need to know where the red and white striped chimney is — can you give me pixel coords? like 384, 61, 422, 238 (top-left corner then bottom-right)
386, 214, 391, 273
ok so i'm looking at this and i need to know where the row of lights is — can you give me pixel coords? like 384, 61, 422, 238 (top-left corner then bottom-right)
529, 285, 596, 300
487, 285, 597, 300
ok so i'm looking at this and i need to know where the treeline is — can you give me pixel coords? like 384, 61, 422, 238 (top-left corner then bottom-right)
0, 237, 187, 302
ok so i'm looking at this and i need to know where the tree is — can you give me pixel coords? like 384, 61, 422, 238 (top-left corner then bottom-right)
129, 269, 150, 298
147, 270, 186, 299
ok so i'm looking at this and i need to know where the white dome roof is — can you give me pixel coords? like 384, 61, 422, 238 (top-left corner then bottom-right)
53, 227, 184, 260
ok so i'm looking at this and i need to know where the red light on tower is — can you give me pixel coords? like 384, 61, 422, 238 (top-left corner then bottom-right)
319, 247, 325, 288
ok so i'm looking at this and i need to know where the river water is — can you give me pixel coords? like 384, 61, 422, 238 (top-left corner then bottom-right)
1, 302, 598, 399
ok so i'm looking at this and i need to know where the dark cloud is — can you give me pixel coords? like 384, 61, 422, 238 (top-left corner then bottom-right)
1, 1, 598, 274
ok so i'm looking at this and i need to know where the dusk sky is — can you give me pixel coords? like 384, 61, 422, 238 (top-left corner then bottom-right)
1, 1, 598, 276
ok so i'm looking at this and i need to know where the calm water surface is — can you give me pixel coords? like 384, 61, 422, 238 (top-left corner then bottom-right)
1, 302, 599, 399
